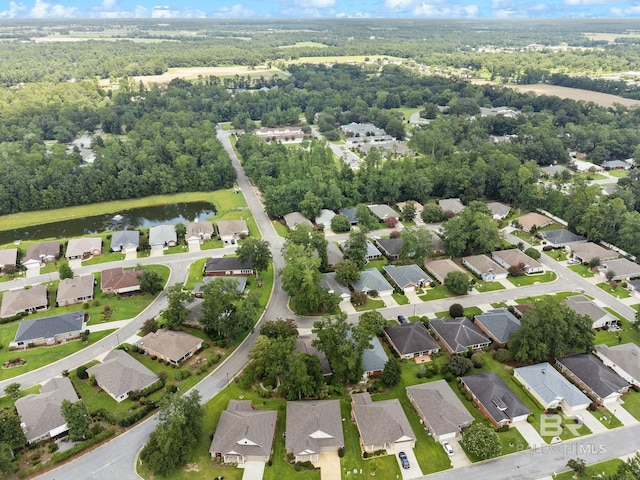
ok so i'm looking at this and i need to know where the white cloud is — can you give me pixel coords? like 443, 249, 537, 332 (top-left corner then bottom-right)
491, 0, 512, 8
610, 5, 640, 15
529, 3, 549, 11
212, 4, 256, 18
29, 0, 76, 18
412, 2, 479, 17
564, 0, 618, 4
385, 0, 418, 10
293, 0, 335, 6
0, 2, 27, 18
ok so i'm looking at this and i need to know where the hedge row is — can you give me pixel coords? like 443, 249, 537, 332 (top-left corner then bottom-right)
51, 429, 115, 463
117, 403, 156, 427
139, 379, 164, 398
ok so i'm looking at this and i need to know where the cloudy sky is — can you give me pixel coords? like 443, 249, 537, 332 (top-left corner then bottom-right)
0, 0, 638, 19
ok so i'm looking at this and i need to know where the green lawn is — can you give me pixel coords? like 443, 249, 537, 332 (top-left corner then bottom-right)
355, 297, 386, 311
608, 169, 628, 178
543, 249, 567, 262
589, 406, 623, 429
594, 310, 640, 347
392, 293, 410, 305
185, 258, 208, 290
272, 220, 288, 238
597, 282, 631, 299
474, 281, 505, 293
419, 283, 454, 301
435, 306, 483, 319
0, 384, 40, 410
515, 291, 576, 305
569, 264, 595, 277
510, 230, 540, 246
366, 259, 389, 271
555, 458, 623, 480
620, 390, 640, 421
508, 271, 556, 287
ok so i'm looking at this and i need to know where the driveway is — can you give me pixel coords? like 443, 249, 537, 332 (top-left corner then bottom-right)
447, 440, 471, 469
514, 421, 545, 449
576, 411, 608, 434
392, 448, 423, 480
318, 452, 341, 480
612, 403, 639, 426
405, 290, 422, 304
241, 461, 265, 480
188, 242, 201, 253
381, 294, 399, 308
149, 246, 164, 257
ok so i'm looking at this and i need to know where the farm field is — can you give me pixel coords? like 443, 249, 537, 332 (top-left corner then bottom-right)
129, 66, 286, 86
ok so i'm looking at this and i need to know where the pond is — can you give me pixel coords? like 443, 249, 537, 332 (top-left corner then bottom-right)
0, 202, 216, 244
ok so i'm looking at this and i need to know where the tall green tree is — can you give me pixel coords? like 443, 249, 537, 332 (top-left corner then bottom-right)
381, 357, 402, 387
287, 223, 328, 271
58, 261, 74, 280
61, 400, 92, 441
236, 239, 272, 279
259, 318, 298, 339
461, 423, 501, 460
138, 269, 165, 295
0, 443, 16, 476
0, 411, 26, 453
444, 271, 471, 295
355, 204, 380, 232
280, 353, 325, 400
163, 285, 194, 330
400, 227, 434, 263
343, 230, 368, 270
334, 259, 361, 286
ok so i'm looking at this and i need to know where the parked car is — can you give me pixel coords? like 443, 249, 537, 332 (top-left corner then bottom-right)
398, 314, 408, 324
398, 451, 410, 469
567, 258, 581, 265
442, 441, 454, 456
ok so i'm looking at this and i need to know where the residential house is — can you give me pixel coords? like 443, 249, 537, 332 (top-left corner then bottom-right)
486, 202, 511, 220
352, 268, 394, 296
338, 207, 358, 225
209, 400, 277, 464
569, 242, 617, 264
362, 336, 388, 379
185, 221, 215, 244
438, 198, 465, 215
148, 225, 177, 248
594, 343, 640, 388
368, 204, 398, 222
515, 212, 553, 232
601, 160, 631, 170
383, 264, 431, 293
376, 237, 403, 261
204, 257, 254, 276
474, 308, 521, 346
65, 237, 102, 260
15, 377, 80, 444
492, 249, 544, 274
326, 242, 344, 268
628, 279, 640, 299
253, 126, 308, 142
602, 185, 619, 196
10, 311, 84, 348
571, 159, 603, 173
462, 255, 508, 282
406, 380, 474, 442
383, 322, 440, 359
341, 123, 393, 143
101, 267, 143, 295
283, 212, 313, 230
56, 274, 94, 306
23, 241, 60, 268
195, 276, 247, 297
599, 258, 640, 282
541, 165, 570, 177
556, 353, 630, 406
461, 372, 531, 427
351, 392, 416, 453
217, 219, 249, 245
565, 294, 618, 329
364, 240, 382, 261
319, 272, 350, 301
87, 350, 159, 402
0, 284, 48, 318
425, 259, 470, 284
429, 317, 491, 354
397, 201, 423, 218
286, 400, 344, 463
136, 329, 203, 365
0, 248, 18, 272
295, 334, 332, 376
541, 229, 587, 248
513, 363, 591, 414
315, 209, 336, 229
110, 230, 140, 253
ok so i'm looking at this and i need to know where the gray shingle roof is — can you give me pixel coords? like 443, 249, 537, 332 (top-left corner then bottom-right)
286, 400, 344, 456
462, 372, 531, 424
326, 242, 344, 266
148, 225, 177, 246
429, 317, 490, 353
383, 264, 431, 289
315, 209, 336, 227
0, 248, 17, 267
87, 350, 158, 400
406, 380, 474, 437
600, 258, 640, 279
514, 362, 590, 408
352, 268, 393, 294
474, 308, 521, 344
377, 238, 403, 258
595, 343, 640, 384
368, 204, 398, 220
110, 230, 140, 251
1, 284, 48, 318
56, 274, 94, 304
283, 212, 313, 229
15, 377, 79, 443
352, 393, 415, 448
338, 207, 357, 224
486, 202, 511, 219
319, 272, 350, 299
363, 336, 388, 374
65, 237, 102, 258
24, 241, 61, 264
438, 198, 465, 214
185, 221, 214, 239
204, 257, 253, 273
13, 311, 84, 344
195, 276, 247, 295
557, 353, 629, 400
216, 219, 248, 237
209, 400, 277, 459
492, 249, 542, 270
542, 229, 587, 246
384, 322, 439, 356
569, 242, 617, 263
564, 295, 615, 327
296, 334, 332, 375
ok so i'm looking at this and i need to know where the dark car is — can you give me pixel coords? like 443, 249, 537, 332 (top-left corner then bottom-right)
398, 451, 410, 469
398, 314, 408, 324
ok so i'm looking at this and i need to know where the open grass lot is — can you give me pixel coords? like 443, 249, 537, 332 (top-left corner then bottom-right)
555, 458, 623, 480
289, 54, 404, 64
278, 41, 328, 49
0, 329, 114, 381
544, 249, 567, 262
597, 282, 631, 299
569, 263, 595, 277
508, 271, 556, 287
434, 306, 483, 319
515, 291, 576, 305
620, 390, 640, 421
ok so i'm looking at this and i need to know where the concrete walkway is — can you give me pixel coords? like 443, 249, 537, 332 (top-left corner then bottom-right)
240, 461, 265, 480
339, 301, 357, 315
382, 294, 399, 308
448, 440, 471, 469
318, 452, 341, 480
578, 411, 608, 434
514, 421, 546, 449
188, 242, 201, 253
405, 290, 422, 304
613, 403, 639, 426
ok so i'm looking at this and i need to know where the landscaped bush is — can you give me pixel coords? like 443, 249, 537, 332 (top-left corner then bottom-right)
117, 404, 156, 427
51, 429, 115, 463
140, 379, 164, 397
174, 369, 192, 381
76, 365, 89, 380
493, 348, 512, 363
91, 408, 117, 425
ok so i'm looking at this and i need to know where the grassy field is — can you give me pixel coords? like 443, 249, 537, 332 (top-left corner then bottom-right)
419, 283, 455, 302
543, 249, 567, 262
272, 220, 289, 238
434, 306, 483, 319
555, 458, 623, 480
568, 264, 595, 277
474, 281, 505, 293
589, 406, 623, 429
355, 297, 385, 311
594, 310, 640, 347
508, 271, 556, 287
278, 41, 328, 49
393, 293, 410, 305
288, 54, 404, 64
597, 282, 631, 299
620, 390, 640, 420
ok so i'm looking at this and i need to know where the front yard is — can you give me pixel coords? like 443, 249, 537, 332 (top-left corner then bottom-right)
508, 271, 557, 287
597, 282, 631, 299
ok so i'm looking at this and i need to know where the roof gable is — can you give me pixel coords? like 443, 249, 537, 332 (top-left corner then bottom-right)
352, 393, 415, 447
557, 353, 629, 399
514, 362, 590, 408
474, 308, 521, 344
384, 322, 439, 355
87, 350, 158, 399
286, 400, 344, 456
13, 311, 85, 344
429, 317, 490, 353
462, 372, 531, 422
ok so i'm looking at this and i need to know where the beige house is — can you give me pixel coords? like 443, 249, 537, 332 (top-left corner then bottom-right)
569, 242, 617, 264
424, 259, 470, 284
185, 221, 215, 244
23, 241, 61, 268
65, 237, 102, 260
594, 343, 640, 388
492, 249, 544, 274
136, 329, 202, 365
87, 350, 159, 402
515, 212, 552, 232
0, 284, 48, 318
216, 219, 249, 244
0, 248, 18, 272
56, 274, 94, 306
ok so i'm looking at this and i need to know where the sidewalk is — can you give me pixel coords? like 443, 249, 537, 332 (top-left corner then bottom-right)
514, 421, 546, 449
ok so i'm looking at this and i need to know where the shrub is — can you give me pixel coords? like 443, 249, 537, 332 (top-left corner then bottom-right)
449, 303, 464, 318
51, 429, 115, 463
471, 353, 486, 368
76, 365, 89, 379
174, 369, 192, 381
443, 372, 454, 382
493, 348, 512, 363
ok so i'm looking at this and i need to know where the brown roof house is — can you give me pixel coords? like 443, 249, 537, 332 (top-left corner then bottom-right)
0, 248, 18, 272
515, 212, 553, 232
462, 254, 508, 282
351, 392, 415, 454
209, 400, 277, 464
56, 274, 94, 307
87, 350, 159, 402
429, 317, 490, 354
286, 400, 344, 464
556, 353, 630, 406
564, 294, 618, 329
492, 249, 543, 274
15, 377, 80, 443
569, 242, 617, 264
185, 221, 215, 245
461, 372, 531, 427
0, 284, 48, 318
425, 259, 470, 284
23, 241, 60, 268
383, 322, 440, 359
101, 267, 143, 295
136, 329, 202, 365
283, 212, 313, 230
594, 343, 640, 389
598, 258, 640, 282
65, 237, 102, 260
9, 311, 84, 348
406, 380, 474, 441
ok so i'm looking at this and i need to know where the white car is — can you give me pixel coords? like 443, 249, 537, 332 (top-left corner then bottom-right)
442, 441, 454, 456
